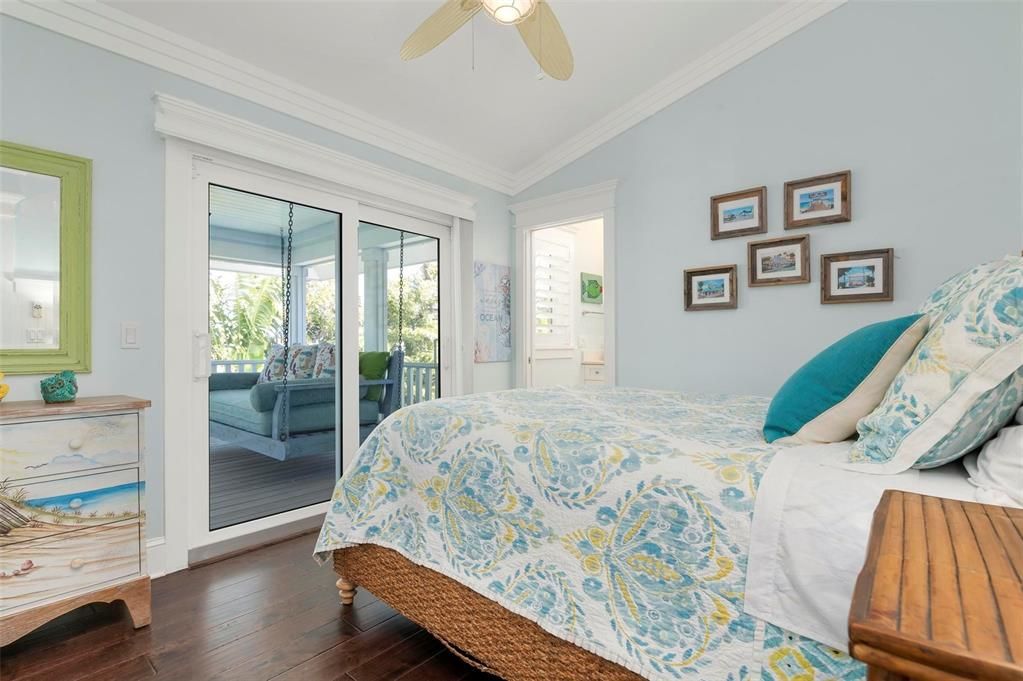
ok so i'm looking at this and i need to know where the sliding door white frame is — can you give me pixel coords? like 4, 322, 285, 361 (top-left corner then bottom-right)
509, 181, 618, 390
159, 96, 474, 574
359, 205, 454, 402
184, 160, 357, 559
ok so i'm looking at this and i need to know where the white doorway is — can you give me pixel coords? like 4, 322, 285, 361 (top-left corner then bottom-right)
510, 181, 617, 391
527, 219, 607, 387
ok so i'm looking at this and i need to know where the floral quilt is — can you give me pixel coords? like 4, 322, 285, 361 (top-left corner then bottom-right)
315, 386, 863, 681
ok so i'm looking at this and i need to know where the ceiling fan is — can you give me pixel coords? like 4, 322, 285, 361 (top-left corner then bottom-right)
401, 0, 574, 80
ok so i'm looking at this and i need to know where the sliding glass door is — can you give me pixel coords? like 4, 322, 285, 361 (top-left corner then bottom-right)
184, 160, 452, 561
207, 185, 341, 530
357, 221, 442, 443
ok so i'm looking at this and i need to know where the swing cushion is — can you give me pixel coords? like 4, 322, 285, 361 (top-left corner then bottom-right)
360, 351, 391, 401
209, 373, 337, 438
209, 391, 336, 437
248, 377, 336, 412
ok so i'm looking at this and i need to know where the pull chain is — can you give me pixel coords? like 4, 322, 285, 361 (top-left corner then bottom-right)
397, 231, 405, 351
280, 203, 294, 442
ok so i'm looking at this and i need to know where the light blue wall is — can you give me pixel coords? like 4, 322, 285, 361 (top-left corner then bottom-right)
515, 1, 1022, 397
0, 16, 514, 538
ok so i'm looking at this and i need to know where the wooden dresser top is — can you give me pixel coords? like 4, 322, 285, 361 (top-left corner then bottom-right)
0, 395, 151, 420
849, 490, 1023, 681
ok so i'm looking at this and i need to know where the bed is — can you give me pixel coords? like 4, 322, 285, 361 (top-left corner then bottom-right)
314, 385, 876, 680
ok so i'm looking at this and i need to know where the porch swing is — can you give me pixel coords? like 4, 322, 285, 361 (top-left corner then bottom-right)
208, 207, 405, 461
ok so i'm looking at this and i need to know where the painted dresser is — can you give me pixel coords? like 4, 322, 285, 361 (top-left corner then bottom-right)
0, 395, 151, 645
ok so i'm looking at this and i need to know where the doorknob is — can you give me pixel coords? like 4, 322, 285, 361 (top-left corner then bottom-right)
193, 332, 211, 380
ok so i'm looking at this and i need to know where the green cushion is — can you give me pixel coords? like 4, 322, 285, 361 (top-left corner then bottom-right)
763, 314, 930, 444
360, 351, 390, 402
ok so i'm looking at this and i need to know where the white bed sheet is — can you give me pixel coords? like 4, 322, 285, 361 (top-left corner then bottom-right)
744, 442, 978, 652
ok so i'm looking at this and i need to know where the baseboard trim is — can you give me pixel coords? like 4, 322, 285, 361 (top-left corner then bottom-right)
146, 536, 167, 579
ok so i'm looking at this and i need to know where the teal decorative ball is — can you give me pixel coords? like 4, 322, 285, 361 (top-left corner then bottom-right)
40, 370, 78, 403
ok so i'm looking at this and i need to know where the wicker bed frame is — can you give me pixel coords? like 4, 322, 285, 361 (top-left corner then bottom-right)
334, 545, 642, 681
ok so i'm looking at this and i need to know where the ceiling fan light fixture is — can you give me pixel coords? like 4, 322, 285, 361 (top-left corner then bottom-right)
480, 0, 536, 25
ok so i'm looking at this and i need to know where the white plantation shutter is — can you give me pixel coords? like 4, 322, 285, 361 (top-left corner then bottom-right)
532, 230, 575, 349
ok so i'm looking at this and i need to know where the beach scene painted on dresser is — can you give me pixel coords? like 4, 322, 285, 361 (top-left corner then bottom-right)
0, 413, 139, 481
0, 469, 144, 613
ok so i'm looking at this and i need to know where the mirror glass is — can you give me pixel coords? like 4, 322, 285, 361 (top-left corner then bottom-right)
1, 167, 61, 350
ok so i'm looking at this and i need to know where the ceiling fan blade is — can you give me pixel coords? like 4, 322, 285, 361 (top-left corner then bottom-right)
516, 1, 574, 80
400, 0, 482, 61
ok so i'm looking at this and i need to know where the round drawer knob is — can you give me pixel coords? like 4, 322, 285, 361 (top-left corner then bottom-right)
70, 558, 85, 569
68, 439, 83, 450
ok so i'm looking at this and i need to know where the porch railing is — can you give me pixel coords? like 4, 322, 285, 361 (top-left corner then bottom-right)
209, 359, 439, 407
211, 359, 265, 374
402, 362, 439, 407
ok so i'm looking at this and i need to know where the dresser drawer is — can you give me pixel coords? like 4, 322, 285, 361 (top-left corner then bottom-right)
0, 413, 140, 482
583, 364, 605, 382
0, 468, 142, 548
0, 519, 141, 614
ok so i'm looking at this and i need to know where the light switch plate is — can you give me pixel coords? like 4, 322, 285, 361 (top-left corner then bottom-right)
121, 322, 141, 349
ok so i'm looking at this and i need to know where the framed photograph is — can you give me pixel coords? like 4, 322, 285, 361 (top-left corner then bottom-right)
710, 186, 767, 240
684, 264, 738, 311
748, 235, 810, 287
580, 272, 604, 304
821, 248, 893, 304
784, 170, 851, 229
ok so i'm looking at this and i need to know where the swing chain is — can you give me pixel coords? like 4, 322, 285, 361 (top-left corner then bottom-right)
397, 231, 405, 351
280, 203, 295, 442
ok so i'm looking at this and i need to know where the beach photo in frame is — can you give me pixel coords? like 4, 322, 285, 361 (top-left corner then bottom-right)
784, 170, 851, 229
748, 235, 811, 287
684, 264, 738, 311
821, 248, 893, 304
710, 186, 767, 240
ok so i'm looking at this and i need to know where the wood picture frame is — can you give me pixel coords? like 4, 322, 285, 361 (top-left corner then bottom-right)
710, 186, 767, 240
821, 248, 894, 304
784, 170, 851, 229
684, 264, 738, 311
748, 235, 810, 287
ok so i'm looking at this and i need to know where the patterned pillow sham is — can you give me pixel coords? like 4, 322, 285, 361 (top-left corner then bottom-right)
257, 343, 319, 383
848, 256, 1023, 473
314, 342, 336, 378
258, 344, 287, 383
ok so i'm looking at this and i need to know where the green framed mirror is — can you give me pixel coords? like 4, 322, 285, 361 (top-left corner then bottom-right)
0, 141, 91, 374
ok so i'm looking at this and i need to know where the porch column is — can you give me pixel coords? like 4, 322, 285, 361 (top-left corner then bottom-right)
362, 247, 388, 351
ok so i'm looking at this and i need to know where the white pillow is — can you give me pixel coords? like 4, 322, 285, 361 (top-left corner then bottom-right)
963, 406, 1023, 508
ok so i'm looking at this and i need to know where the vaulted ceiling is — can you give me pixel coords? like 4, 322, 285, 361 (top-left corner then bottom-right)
18, 1, 842, 194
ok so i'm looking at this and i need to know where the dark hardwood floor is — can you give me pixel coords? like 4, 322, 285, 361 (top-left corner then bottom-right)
0, 532, 495, 681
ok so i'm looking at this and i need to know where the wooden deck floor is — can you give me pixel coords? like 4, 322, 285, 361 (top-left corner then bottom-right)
0, 533, 494, 681
209, 444, 335, 530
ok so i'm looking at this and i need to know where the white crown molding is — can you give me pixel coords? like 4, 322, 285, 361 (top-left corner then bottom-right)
509, 179, 617, 228
509, 1, 847, 194
2, 0, 844, 197
154, 93, 478, 220
0, 0, 516, 194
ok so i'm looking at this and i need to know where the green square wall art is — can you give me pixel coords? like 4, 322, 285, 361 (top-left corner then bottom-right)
580, 272, 604, 304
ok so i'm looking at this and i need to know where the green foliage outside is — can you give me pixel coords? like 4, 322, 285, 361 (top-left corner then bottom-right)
209, 272, 282, 361
209, 262, 438, 364
387, 263, 439, 364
